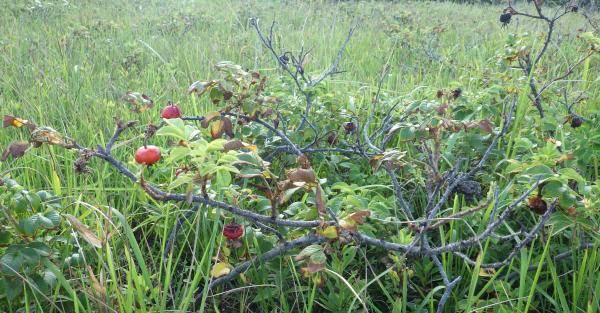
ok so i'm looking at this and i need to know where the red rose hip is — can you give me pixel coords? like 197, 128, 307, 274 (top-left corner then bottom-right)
223, 223, 244, 240
161, 103, 182, 119
135, 145, 161, 165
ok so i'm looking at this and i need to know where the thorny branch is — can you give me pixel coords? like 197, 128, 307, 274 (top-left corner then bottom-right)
250, 18, 357, 131
67, 94, 566, 312
506, 0, 596, 119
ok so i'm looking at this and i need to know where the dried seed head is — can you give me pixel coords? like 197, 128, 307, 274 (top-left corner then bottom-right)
343, 122, 356, 134
500, 13, 512, 27
451, 88, 462, 99
527, 196, 547, 215
570, 116, 583, 128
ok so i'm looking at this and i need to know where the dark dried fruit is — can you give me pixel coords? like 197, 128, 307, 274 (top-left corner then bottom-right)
327, 132, 338, 146
527, 196, 547, 215
570, 116, 583, 128
343, 122, 356, 134
279, 54, 289, 65
223, 223, 244, 240
451, 88, 462, 99
500, 13, 512, 28
455, 180, 482, 203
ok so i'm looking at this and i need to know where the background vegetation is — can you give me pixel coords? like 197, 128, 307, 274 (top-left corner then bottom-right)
1, 0, 599, 312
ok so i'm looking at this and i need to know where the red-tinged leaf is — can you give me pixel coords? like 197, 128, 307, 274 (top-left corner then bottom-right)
201, 111, 221, 128
222, 117, 234, 138
307, 261, 326, 273
348, 210, 371, 224
287, 168, 316, 183
478, 119, 494, 133
315, 184, 327, 215
1, 141, 30, 161
3, 115, 36, 130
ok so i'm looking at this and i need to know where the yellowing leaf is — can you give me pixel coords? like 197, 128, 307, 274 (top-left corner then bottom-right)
479, 267, 496, 277
211, 262, 231, 278
3, 115, 36, 130
210, 120, 224, 139
318, 226, 338, 239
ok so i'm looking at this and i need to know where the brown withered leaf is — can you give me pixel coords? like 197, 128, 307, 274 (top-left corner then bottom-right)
348, 210, 371, 224
478, 119, 494, 133
1, 141, 30, 161
187, 80, 219, 96
287, 168, 316, 184
210, 120, 224, 139
222, 117, 234, 138
123, 91, 154, 113
307, 261, 326, 273
369, 154, 384, 173
297, 155, 311, 169
87, 265, 107, 297
315, 185, 327, 215
223, 140, 256, 152
277, 179, 296, 192
65, 214, 102, 248
3, 115, 36, 131
223, 140, 245, 152
30, 127, 72, 147
201, 111, 221, 128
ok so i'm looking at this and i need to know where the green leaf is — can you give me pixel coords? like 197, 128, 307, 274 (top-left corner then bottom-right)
37, 214, 55, 229
25, 191, 42, 211
214, 169, 231, 188
207, 139, 227, 152
310, 250, 327, 264
542, 180, 564, 198
2, 277, 23, 300
0, 230, 11, 245
167, 146, 191, 164
156, 118, 186, 140
11, 193, 28, 213
19, 216, 40, 236
296, 244, 323, 260
523, 164, 555, 181
28, 241, 51, 257
0, 246, 24, 275
21, 246, 41, 265
557, 168, 585, 184
44, 210, 60, 227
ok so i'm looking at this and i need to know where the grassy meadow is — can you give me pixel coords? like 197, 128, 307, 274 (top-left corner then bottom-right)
1, 0, 600, 312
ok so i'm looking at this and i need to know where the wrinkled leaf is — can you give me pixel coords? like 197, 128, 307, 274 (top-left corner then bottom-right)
1, 141, 30, 161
